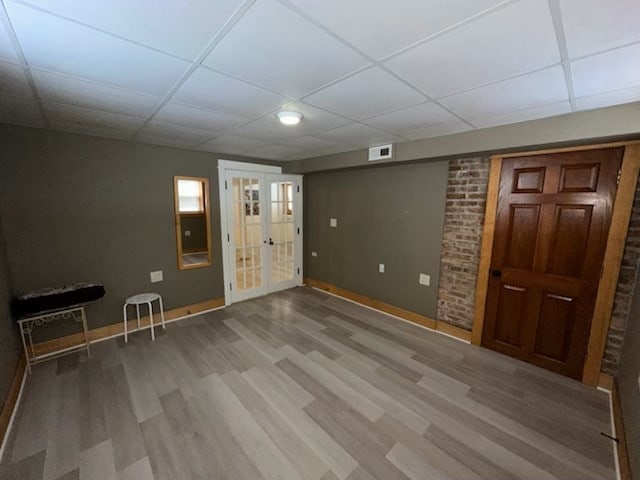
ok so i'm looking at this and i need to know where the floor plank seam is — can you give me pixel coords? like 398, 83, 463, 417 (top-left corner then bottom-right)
308, 286, 470, 345
0, 287, 617, 480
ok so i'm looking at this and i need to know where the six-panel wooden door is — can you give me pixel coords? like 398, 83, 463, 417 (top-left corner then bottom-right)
482, 148, 624, 379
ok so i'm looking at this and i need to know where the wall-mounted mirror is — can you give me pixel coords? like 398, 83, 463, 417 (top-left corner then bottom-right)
174, 176, 211, 270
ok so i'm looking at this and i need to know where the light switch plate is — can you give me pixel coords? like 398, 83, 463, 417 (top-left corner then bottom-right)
379, 264, 385, 273
150, 270, 163, 283
419, 273, 430, 286
185, 230, 191, 236
311, 251, 318, 257
330, 218, 338, 227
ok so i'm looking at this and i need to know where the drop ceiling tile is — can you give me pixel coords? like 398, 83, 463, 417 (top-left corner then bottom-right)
202, 0, 368, 97
471, 101, 572, 128
286, 135, 356, 152
315, 123, 402, 147
44, 102, 143, 138
560, 0, 640, 59
47, 121, 132, 140
304, 67, 425, 120
173, 67, 285, 118
155, 102, 244, 133
0, 22, 18, 63
0, 61, 32, 98
575, 87, 640, 112
137, 122, 217, 148
197, 134, 270, 155
285, 144, 357, 161
32, 69, 159, 118
244, 144, 303, 161
292, 0, 504, 60
6, 2, 190, 96
17, 0, 243, 59
400, 121, 472, 140
362, 102, 459, 134
0, 94, 44, 128
572, 43, 640, 98
440, 66, 568, 120
284, 143, 359, 160
385, 0, 560, 98
231, 120, 306, 143
257, 102, 351, 135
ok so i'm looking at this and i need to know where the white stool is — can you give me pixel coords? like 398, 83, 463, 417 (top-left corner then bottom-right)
123, 293, 165, 342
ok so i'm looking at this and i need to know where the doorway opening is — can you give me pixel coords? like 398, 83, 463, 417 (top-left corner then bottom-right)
472, 142, 640, 385
218, 160, 303, 305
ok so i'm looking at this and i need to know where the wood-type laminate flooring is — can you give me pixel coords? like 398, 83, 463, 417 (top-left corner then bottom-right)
0, 287, 616, 480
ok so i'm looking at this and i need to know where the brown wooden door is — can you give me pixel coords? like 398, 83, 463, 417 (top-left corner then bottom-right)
482, 148, 624, 379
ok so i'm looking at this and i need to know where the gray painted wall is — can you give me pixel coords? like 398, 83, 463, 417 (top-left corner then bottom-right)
285, 102, 640, 174
618, 268, 640, 479
304, 161, 448, 318
0, 124, 271, 338
0, 214, 21, 410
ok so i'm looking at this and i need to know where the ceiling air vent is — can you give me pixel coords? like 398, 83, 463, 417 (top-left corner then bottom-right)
368, 144, 393, 162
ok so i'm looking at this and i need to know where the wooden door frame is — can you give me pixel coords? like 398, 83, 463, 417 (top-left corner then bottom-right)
471, 141, 640, 386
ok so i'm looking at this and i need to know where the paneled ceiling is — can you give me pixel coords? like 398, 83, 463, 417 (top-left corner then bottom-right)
0, 0, 638, 161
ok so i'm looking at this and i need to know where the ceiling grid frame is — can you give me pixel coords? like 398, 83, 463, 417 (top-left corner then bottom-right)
130, 0, 258, 141
548, 0, 577, 111
0, 0, 48, 127
276, 0, 477, 129
0, 0, 636, 159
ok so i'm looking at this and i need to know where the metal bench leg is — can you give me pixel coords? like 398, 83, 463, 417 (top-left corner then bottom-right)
148, 302, 155, 341
81, 307, 91, 358
123, 303, 128, 343
19, 323, 32, 374
159, 296, 166, 330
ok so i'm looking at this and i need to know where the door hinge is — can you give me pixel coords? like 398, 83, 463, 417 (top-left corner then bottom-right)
616, 168, 622, 185
297, 185, 300, 193
297, 267, 300, 275
297, 227, 300, 235
229, 282, 233, 291
225, 180, 228, 190
227, 233, 230, 242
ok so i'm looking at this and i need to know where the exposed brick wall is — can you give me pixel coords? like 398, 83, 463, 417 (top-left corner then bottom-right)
602, 176, 640, 375
436, 157, 490, 330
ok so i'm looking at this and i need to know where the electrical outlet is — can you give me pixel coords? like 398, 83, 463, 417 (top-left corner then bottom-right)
379, 264, 385, 273
150, 271, 163, 283
330, 218, 338, 227
184, 230, 191, 236
419, 273, 430, 286
311, 251, 318, 257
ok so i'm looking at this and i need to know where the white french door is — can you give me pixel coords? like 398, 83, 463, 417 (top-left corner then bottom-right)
223, 169, 302, 303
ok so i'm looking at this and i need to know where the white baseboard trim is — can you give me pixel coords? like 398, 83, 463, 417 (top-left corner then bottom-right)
598, 387, 621, 480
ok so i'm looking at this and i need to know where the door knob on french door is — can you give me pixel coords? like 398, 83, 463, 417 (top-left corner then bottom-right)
268, 238, 274, 245
491, 269, 502, 277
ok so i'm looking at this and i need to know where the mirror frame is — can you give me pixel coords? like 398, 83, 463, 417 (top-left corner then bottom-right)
174, 175, 212, 270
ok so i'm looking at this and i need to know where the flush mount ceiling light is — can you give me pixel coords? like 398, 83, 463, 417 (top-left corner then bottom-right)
277, 110, 303, 126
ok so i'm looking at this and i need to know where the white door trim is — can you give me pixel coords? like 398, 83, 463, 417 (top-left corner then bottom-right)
218, 160, 283, 306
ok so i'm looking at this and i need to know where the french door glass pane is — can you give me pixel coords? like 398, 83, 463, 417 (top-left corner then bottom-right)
232, 177, 262, 291
270, 181, 295, 283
